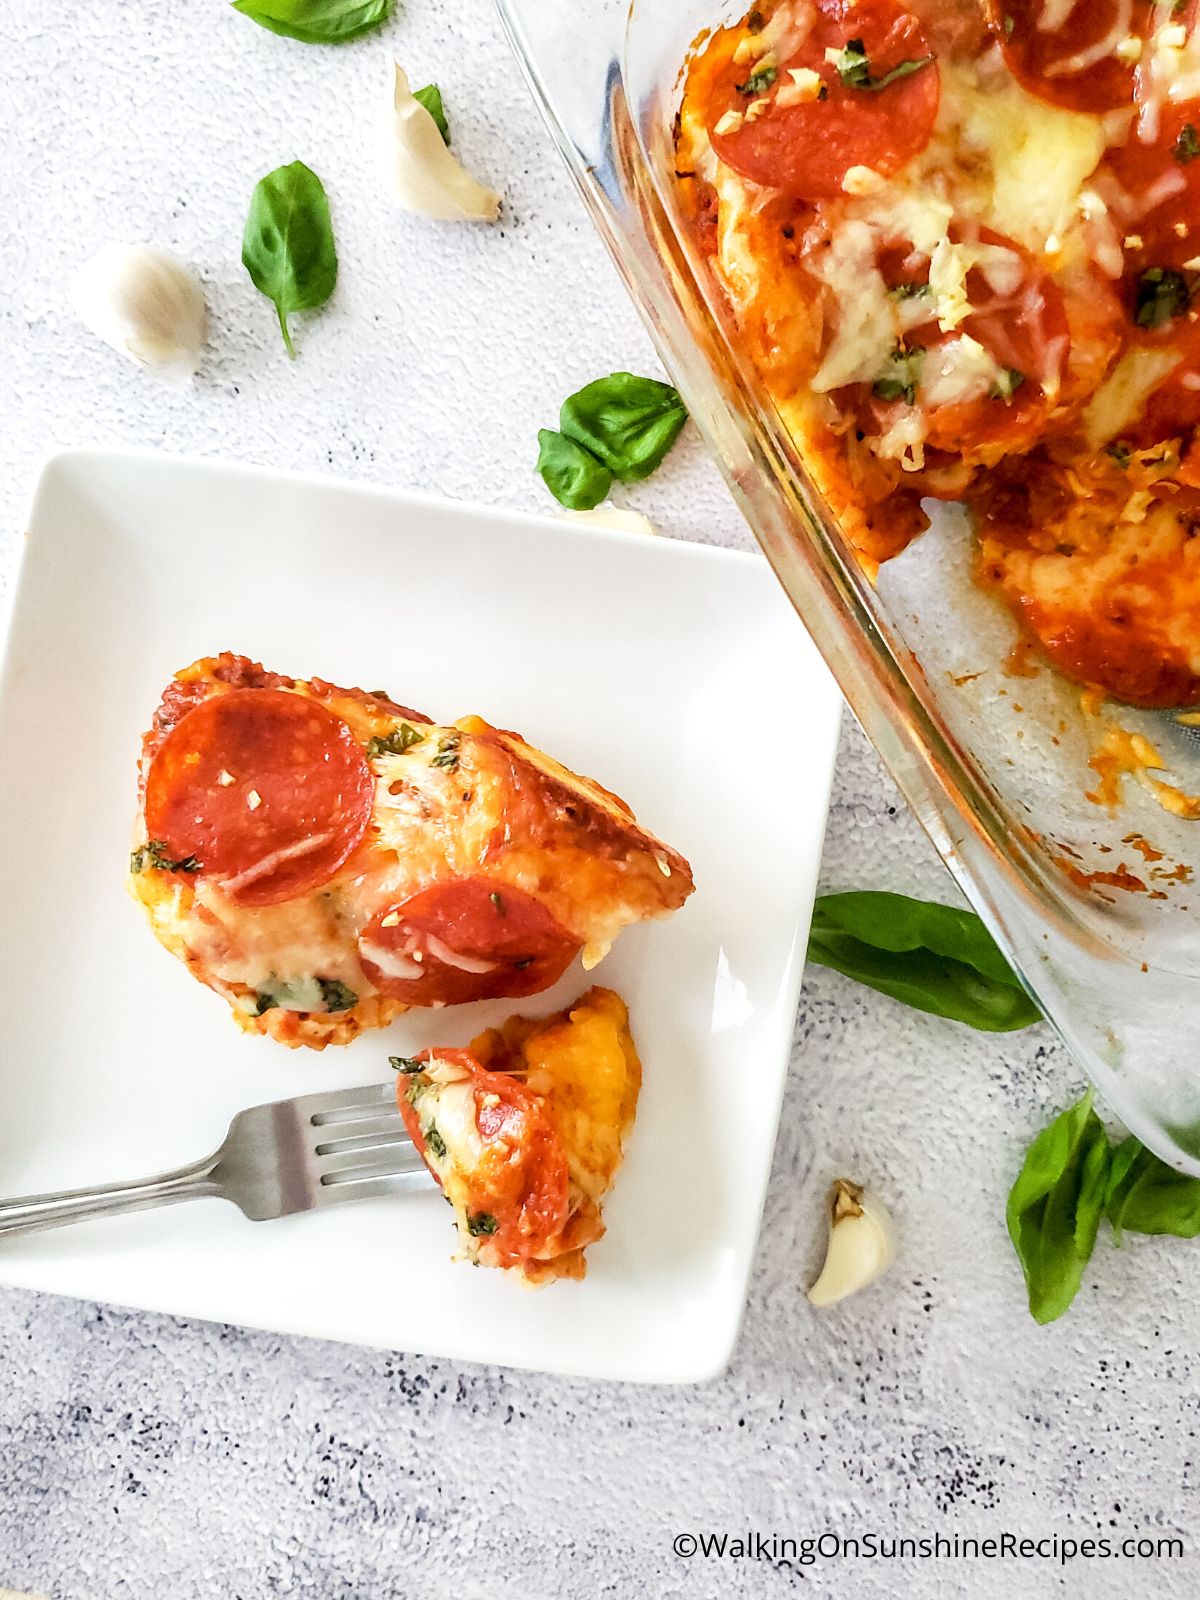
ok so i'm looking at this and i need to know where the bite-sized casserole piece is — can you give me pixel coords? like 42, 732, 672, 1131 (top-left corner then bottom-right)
130, 654, 693, 1047
396, 987, 641, 1284
677, 0, 1200, 707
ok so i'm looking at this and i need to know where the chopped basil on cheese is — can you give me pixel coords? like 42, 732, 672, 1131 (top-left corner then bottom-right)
736, 65, 777, 96
991, 367, 1026, 401
366, 723, 425, 759
1135, 268, 1191, 328
317, 978, 357, 1012
920, 335, 1005, 409
389, 1055, 425, 1074
130, 839, 200, 875
432, 734, 461, 769
425, 1124, 448, 1160
873, 344, 924, 405
831, 38, 934, 93
254, 974, 357, 1015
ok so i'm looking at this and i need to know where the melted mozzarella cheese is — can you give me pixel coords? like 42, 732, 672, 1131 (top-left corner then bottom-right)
713, 165, 770, 306
529, 1003, 639, 1204
357, 936, 422, 981
758, 0, 815, 60
1082, 348, 1181, 446
920, 334, 1004, 407
418, 1062, 486, 1168
809, 221, 896, 392
1137, 20, 1200, 141
855, 187, 954, 257
949, 64, 1106, 251
874, 409, 927, 472
187, 879, 381, 994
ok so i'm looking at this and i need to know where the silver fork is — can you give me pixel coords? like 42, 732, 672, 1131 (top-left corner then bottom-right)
0, 1082, 434, 1239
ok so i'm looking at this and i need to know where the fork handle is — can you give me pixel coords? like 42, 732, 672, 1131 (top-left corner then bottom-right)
0, 1152, 221, 1239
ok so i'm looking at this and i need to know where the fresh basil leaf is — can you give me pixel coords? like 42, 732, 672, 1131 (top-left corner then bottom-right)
1175, 122, 1200, 164
807, 891, 1042, 1032
231, 0, 392, 43
536, 429, 612, 509
559, 372, 688, 484
242, 160, 338, 356
414, 83, 450, 144
1007, 1093, 1110, 1324
1105, 1137, 1200, 1241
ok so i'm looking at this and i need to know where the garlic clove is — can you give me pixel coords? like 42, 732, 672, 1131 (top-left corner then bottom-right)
560, 506, 658, 537
70, 243, 207, 380
807, 1178, 895, 1308
382, 62, 502, 222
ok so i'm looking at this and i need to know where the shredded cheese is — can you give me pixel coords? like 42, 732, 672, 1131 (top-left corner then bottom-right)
920, 334, 1005, 407
775, 70, 824, 109
1081, 348, 1180, 447
808, 222, 897, 392
952, 67, 1106, 251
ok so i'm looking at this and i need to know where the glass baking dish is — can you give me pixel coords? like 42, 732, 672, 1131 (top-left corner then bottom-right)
495, 0, 1200, 1169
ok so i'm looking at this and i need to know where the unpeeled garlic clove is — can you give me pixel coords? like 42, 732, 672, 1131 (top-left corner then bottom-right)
382, 62, 502, 222
70, 243, 206, 380
560, 506, 658, 537
807, 1178, 895, 1307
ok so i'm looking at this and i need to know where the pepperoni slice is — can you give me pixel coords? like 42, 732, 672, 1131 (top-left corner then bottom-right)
144, 688, 375, 907
847, 228, 1071, 464
708, 0, 939, 200
1122, 318, 1200, 445
359, 878, 581, 1007
397, 1050, 570, 1266
992, 0, 1152, 113
926, 233, 1072, 452
1105, 105, 1200, 272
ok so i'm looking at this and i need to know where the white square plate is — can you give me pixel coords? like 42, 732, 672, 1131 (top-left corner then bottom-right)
0, 450, 840, 1383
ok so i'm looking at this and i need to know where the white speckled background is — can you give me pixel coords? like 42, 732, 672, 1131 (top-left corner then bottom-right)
1, 2, 1197, 1595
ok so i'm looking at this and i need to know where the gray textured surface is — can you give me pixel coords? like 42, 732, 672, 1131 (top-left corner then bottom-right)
0, 2, 1196, 1595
